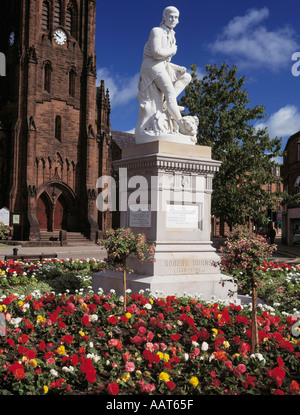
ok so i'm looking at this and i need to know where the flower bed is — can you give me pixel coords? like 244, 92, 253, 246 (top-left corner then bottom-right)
0, 287, 299, 395
0, 258, 105, 289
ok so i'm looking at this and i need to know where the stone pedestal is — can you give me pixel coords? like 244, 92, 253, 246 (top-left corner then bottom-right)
93, 140, 236, 301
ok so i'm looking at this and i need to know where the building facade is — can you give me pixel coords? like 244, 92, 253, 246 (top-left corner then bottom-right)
282, 131, 300, 246
0, 0, 112, 242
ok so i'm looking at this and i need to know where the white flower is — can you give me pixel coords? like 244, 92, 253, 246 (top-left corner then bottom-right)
50, 369, 58, 377
62, 366, 74, 374
90, 314, 98, 322
201, 342, 209, 352
184, 353, 189, 361
144, 303, 152, 310
192, 340, 199, 347
10, 317, 22, 327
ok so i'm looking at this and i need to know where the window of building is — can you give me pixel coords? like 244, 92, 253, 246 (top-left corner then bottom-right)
66, 8, 73, 34
54, 0, 62, 26
44, 62, 52, 93
55, 116, 62, 141
69, 68, 76, 97
42, 1, 50, 30
66, 2, 77, 39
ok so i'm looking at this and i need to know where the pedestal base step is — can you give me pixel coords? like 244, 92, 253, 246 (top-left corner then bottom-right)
92, 270, 237, 303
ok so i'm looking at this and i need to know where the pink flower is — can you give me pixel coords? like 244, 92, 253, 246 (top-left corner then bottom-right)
237, 364, 246, 373
139, 380, 156, 393
145, 342, 155, 352
46, 358, 55, 365
125, 362, 135, 372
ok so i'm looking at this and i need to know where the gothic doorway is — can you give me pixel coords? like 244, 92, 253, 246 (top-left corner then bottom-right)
36, 192, 51, 230
36, 182, 77, 233
53, 194, 68, 230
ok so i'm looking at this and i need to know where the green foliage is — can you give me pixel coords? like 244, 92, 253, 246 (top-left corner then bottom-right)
180, 63, 283, 228
220, 227, 276, 293
99, 227, 155, 268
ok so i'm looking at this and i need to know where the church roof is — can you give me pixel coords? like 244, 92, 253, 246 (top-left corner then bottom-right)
111, 130, 135, 149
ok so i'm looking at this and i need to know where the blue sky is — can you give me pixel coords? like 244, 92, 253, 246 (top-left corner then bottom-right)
95, 0, 300, 153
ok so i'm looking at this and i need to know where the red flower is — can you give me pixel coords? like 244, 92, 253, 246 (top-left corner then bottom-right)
242, 374, 256, 389
108, 339, 123, 351
280, 340, 294, 353
18, 334, 29, 344
288, 381, 300, 394
268, 367, 285, 387
71, 354, 79, 366
81, 314, 91, 327
170, 333, 181, 342
8, 362, 26, 380
80, 358, 96, 383
107, 315, 118, 324
62, 335, 74, 344
167, 381, 175, 390
108, 382, 119, 395
25, 349, 36, 360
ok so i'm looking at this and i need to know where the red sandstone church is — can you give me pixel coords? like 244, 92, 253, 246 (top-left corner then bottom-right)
0, 0, 116, 242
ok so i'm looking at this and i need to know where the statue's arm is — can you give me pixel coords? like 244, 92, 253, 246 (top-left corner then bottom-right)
148, 28, 177, 60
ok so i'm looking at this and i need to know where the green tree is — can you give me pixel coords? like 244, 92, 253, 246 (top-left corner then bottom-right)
180, 63, 283, 230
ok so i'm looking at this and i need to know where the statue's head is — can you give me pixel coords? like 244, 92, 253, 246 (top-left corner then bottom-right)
161, 6, 179, 29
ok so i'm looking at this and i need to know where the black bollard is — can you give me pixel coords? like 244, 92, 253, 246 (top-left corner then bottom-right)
13, 248, 18, 256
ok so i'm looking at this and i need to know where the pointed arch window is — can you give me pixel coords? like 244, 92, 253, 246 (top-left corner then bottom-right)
44, 61, 52, 93
66, 2, 77, 39
69, 67, 76, 97
66, 8, 73, 34
42, 1, 50, 30
55, 116, 62, 141
54, 0, 62, 26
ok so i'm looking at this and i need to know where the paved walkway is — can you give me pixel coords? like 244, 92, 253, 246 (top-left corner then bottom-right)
0, 237, 298, 262
0, 243, 107, 261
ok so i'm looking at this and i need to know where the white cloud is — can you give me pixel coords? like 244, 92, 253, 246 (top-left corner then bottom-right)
97, 67, 139, 107
255, 105, 300, 138
210, 8, 299, 71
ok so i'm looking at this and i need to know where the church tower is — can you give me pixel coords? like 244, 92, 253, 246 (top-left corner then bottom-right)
0, 0, 111, 241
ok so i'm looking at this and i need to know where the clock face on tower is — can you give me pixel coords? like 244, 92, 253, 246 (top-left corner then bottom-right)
53, 29, 67, 45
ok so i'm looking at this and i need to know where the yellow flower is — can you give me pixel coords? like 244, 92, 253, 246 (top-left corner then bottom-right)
163, 353, 170, 362
159, 372, 170, 383
57, 345, 66, 355
122, 372, 131, 382
43, 385, 48, 394
223, 341, 230, 348
157, 351, 164, 360
29, 359, 37, 368
37, 315, 46, 323
232, 353, 240, 359
0, 304, 6, 312
189, 376, 199, 387
149, 299, 153, 304
125, 313, 132, 319
18, 301, 24, 307
217, 313, 222, 320
79, 330, 85, 337
212, 328, 218, 336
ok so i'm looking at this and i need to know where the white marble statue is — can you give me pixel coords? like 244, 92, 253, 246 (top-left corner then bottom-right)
135, 6, 198, 144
